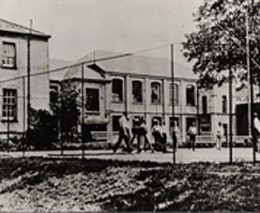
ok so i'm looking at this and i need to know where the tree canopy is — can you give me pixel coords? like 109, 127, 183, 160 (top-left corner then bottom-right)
182, 0, 260, 89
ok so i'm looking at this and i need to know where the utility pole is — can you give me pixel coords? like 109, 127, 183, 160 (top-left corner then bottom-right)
246, 4, 256, 164
7, 109, 10, 152
27, 20, 32, 138
81, 63, 85, 159
170, 44, 176, 165
228, 42, 233, 164
22, 76, 26, 157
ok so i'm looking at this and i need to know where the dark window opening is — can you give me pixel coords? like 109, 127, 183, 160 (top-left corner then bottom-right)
86, 88, 100, 112
202, 96, 207, 114
186, 85, 195, 106
151, 82, 161, 104
112, 79, 123, 102
132, 81, 143, 103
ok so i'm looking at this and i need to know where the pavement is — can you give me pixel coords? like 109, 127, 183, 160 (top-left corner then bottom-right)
0, 147, 260, 164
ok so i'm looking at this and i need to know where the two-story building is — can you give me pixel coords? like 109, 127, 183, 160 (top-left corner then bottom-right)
50, 50, 200, 144
0, 18, 50, 137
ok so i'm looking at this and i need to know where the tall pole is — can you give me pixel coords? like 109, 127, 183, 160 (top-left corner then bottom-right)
196, 80, 200, 135
246, 5, 256, 164
170, 44, 176, 164
22, 76, 26, 157
7, 109, 10, 152
81, 63, 85, 159
228, 43, 233, 164
27, 20, 32, 138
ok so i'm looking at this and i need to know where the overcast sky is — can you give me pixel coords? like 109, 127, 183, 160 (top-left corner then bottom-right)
1, 0, 204, 63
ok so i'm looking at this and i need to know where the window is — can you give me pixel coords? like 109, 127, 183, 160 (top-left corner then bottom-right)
86, 88, 100, 112
151, 82, 161, 104
2, 89, 17, 121
132, 80, 143, 103
169, 83, 178, 105
112, 79, 123, 102
202, 96, 207, 114
186, 85, 195, 106
222, 95, 227, 113
112, 115, 121, 131
2, 42, 16, 68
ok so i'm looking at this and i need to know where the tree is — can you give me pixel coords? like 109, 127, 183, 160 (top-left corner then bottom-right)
26, 109, 57, 150
182, 0, 260, 89
51, 82, 80, 145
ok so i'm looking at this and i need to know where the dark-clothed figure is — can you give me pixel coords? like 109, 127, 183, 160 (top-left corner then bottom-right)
172, 121, 179, 150
253, 112, 260, 152
188, 122, 197, 151
113, 112, 132, 153
130, 118, 152, 153
152, 121, 166, 152
140, 120, 152, 152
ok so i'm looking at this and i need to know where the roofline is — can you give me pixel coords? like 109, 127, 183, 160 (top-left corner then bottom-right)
0, 18, 51, 39
0, 29, 51, 39
106, 70, 198, 82
62, 78, 111, 84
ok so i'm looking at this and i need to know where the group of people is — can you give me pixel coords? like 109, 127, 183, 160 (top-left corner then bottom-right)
113, 112, 181, 153
113, 112, 253, 153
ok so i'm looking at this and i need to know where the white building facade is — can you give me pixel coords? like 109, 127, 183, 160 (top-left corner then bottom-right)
0, 18, 50, 137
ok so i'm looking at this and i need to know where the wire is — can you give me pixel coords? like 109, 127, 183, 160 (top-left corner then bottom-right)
0, 43, 175, 84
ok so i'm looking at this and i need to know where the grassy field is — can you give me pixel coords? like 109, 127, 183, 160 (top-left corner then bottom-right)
0, 157, 260, 211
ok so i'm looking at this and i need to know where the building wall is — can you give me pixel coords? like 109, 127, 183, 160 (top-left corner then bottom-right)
107, 73, 198, 143
0, 35, 49, 136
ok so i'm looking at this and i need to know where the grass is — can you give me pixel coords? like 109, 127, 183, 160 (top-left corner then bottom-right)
0, 158, 260, 211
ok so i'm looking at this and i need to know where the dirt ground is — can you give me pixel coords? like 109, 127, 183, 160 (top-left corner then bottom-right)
0, 157, 260, 211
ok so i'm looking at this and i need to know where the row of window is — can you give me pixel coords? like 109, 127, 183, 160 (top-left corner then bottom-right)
112, 79, 196, 106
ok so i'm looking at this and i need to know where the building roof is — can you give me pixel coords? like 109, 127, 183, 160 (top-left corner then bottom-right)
53, 49, 198, 82
0, 18, 50, 38
76, 50, 198, 80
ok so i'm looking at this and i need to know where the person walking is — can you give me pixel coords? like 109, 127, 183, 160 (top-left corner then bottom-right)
216, 122, 224, 151
188, 122, 197, 151
161, 121, 167, 152
113, 112, 133, 153
253, 112, 260, 152
172, 121, 179, 150
152, 120, 163, 152
140, 119, 152, 152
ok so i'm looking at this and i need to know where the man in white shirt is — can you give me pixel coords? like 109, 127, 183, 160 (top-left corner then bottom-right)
216, 122, 224, 150
188, 122, 197, 151
113, 112, 132, 153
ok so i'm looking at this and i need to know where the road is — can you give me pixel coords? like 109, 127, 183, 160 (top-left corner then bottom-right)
1, 147, 260, 163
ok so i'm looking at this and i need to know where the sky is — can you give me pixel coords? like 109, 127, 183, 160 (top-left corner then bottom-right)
0, 0, 204, 64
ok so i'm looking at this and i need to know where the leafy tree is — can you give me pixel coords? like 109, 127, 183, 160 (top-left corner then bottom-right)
26, 109, 57, 150
51, 82, 80, 145
182, 0, 260, 89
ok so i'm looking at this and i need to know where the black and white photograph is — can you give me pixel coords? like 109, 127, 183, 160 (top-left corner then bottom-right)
0, 0, 260, 211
